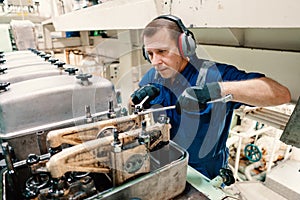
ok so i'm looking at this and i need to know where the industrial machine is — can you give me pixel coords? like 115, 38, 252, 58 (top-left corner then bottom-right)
0, 49, 76, 83
0, 99, 238, 199
0, 50, 118, 160
0, 50, 239, 200
1, 102, 188, 200
0, 51, 187, 199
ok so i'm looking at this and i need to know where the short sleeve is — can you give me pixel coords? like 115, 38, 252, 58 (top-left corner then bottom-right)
219, 64, 265, 81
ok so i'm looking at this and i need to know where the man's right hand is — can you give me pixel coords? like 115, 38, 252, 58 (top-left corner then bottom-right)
175, 82, 221, 114
131, 84, 160, 109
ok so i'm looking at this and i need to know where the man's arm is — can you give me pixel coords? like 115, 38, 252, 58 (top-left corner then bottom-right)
220, 77, 291, 107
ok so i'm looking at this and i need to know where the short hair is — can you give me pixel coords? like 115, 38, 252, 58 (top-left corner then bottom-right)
142, 18, 182, 45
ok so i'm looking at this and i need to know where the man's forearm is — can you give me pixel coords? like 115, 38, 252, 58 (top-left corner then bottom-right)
219, 77, 291, 107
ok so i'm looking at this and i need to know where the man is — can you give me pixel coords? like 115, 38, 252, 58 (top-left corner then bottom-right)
130, 15, 291, 180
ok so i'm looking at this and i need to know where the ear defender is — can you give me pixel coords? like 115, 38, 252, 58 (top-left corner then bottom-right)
143, 15, 196, 63
142, 45, 151, 63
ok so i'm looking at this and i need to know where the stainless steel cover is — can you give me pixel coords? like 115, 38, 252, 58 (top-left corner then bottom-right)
0, 64, 68, 83
3, 54, 41, 61
1, 50, 37, 60
1, 50, 51, 69
0, 74, 116, 134
1, 58, 50, 69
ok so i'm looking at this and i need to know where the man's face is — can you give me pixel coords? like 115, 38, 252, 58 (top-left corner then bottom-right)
143, 28, 188, 79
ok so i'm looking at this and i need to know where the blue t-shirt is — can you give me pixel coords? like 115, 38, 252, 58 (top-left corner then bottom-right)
139, 56, 265, 179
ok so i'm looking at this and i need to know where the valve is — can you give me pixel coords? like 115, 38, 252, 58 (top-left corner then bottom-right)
0, 67, 7, 74
210, 168, 235, 188
23, 185, 39, 199
25, 154, 50, 195
35, 51, 43, 56
43, 54, 51, 61
0, 82, 10, 91
76, 73, 92, 86
219, 168, 235, 186
54, 61, 66, 69
30, 49, 37, 54
39, 52, 46, 58
48, 58, 59, 64
65, 67, 78, 75
244, 144, 262, 162
46, 178, 64, 198
26, 153, 40, 165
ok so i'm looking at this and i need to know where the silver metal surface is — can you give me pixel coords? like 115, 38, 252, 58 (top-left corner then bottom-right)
207, 94, 233, 104
0, 74, 116, 133
0, 74, 117, 159
0, 64, 67, 83
138, 105, 176, 115
280, 97, 300, 147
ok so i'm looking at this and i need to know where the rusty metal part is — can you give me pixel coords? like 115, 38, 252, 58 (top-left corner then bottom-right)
235, 106, 290, 130
38, 175, 97, 200
3, 140, 188, 200
1, 142, 22, 197
46, 122, 171, 180
111, 144, 150, 186
46, 114, 145, 148
46, 105, 174, 149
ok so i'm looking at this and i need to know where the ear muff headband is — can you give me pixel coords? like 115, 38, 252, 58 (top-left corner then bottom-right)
143, 15, 196, 62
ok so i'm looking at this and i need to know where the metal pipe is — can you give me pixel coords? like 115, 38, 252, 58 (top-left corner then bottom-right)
267, 137, 278, 172
137, 105, 176, 115
1, 142, 22, 198
234, 136, 242, 179
244, 161, 263, 181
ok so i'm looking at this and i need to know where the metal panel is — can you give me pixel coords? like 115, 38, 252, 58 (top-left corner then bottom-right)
171, 0, 300, 28
52, 0, 161, 31
264, 160, 300, 199
0, 64, 67, 83
0, 74, 116, 134
280, 97, 300, 148
51, 0, 300, 31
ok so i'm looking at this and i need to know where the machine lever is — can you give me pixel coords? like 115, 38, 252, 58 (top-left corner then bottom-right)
207, 94, 233, 104
137, 105, 176, 115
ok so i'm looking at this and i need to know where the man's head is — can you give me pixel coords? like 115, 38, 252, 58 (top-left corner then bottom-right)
142, 15, 196, 80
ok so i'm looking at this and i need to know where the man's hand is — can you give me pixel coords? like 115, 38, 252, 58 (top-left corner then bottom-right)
175, 82, 221, 114
131, 84, 160, 109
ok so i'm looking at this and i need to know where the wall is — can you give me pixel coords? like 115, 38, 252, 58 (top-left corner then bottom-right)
197, 44, 300, 103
